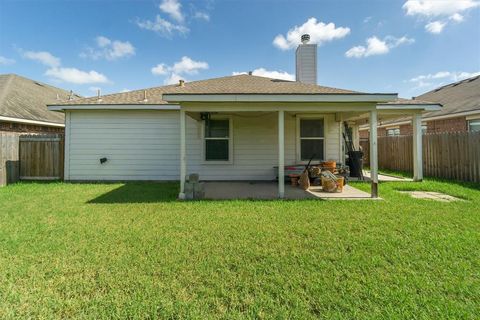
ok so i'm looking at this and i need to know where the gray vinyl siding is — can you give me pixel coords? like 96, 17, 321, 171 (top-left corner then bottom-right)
66, 110, 340, 181
68, 110, 180, 180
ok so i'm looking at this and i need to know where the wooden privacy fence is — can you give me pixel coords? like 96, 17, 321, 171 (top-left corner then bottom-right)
0, 133, 20, 186
0, 133, 64, 186
360, 131, 480, 182
19, 134, 64, 180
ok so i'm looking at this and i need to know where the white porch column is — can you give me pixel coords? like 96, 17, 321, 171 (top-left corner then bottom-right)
178, 109, 186, 199
278, 110, 285, 198
413, 113, 423, 181
369, 110, 378, 198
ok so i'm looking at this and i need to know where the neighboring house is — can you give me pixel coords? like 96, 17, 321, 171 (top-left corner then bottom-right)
49, 35, 440, 198
0, 74, 76, 133
359, 75, 480, 138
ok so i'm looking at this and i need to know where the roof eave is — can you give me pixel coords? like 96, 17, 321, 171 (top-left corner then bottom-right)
0, 115, 64, 127
48, 104, 181, 111
376, 104, 442, 111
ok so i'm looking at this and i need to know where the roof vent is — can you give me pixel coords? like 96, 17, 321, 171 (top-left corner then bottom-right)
143, 90, 148, 102
301, 34, 310, 44
68, 90, 74, 101
56, 93, 61, 101
178, 79, 185, 87
97, 89, 102, 102
248, 71, 253, 75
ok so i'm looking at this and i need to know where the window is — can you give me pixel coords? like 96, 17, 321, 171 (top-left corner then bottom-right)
299, 118, 324, 161
204, 118, 231, 162
468, 119, 480, 132
386, 128, 400, 136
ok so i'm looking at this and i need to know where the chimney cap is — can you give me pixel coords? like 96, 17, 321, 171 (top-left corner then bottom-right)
301, 34, 310, 44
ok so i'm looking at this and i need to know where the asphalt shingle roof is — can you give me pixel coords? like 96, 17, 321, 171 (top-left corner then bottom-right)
52, 74, 363, 106
0, 74, 79, 124
417, 75, 480, 118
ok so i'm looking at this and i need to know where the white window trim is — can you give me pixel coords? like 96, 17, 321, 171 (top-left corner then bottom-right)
201, 115, 234, 165
468, 119, 480, 132
386, 128, 401, 136
295, 114, 327, 164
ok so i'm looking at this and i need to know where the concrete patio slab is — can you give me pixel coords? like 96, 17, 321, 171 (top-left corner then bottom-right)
203, 181, 374, 200
360, 171, 413, 182
398, 191, 463, 202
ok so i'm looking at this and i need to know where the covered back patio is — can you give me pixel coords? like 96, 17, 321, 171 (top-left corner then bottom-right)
165, 95, 440, 200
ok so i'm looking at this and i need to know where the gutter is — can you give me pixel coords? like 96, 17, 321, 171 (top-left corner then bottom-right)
48, 104, 181, 111
0, 115, 64, 127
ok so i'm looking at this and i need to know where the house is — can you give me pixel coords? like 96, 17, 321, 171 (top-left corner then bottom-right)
0, 74, 75, 133
359, 75, 480, 138
49, 35, 441, 199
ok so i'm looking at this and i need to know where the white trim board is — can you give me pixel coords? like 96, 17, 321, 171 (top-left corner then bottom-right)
0, 115, 64, 127
376, 104, 441, 111
163, 94, 398, 103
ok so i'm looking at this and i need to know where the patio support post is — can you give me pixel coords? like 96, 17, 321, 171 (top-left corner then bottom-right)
413, 112, 423, 181
178, 109, 186, 199
278, 110, 285, 198
369, 110, 378, 198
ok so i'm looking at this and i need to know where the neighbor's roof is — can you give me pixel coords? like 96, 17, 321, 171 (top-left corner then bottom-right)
377, 97, 439, 106
417, 75, 480, 118
0, 74, 80, 124
363, 75, 479, 128
52, 74, 367, 106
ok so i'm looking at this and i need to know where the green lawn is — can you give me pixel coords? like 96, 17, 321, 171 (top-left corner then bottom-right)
0, 179, 479, 319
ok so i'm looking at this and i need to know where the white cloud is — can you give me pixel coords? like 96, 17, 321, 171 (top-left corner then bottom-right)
151, 63, 169, 75
23, 50, 60, 67
96, 36, 111, 47
363, 16, 372, 23
345, 35, 414, 58
409, 71, 480, 83
172, 56, 208, 74
450, 13, 465, 22
408, 70, 480, 93
159, 0, 184, 22
137, 15, 189, 36
403, 0, 480, 17
0, 55, 15, 65
45, 67, 109, 84
194, 11, 210, 21
273, 18, 350, 50
81, 36, 135, 60
232, 68, 294, 81
403, 0, 480, 33
164, 73, 184, 85
121, 88, 131, 93
152, 56, 209, 84
425, 20, 446, 34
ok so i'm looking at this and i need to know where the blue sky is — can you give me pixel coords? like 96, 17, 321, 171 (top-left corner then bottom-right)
1, 0, 479, 98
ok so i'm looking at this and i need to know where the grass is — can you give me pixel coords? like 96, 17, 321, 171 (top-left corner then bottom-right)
0, 179, 479, 319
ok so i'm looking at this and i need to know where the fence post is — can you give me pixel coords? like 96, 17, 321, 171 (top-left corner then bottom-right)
413, 113, 423, 181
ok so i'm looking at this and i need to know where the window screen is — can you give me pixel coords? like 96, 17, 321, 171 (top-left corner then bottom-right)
205, 119, 230, 161
300, 119, 324, 161
469, 120, 480, 132
387, 128, 400, 136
